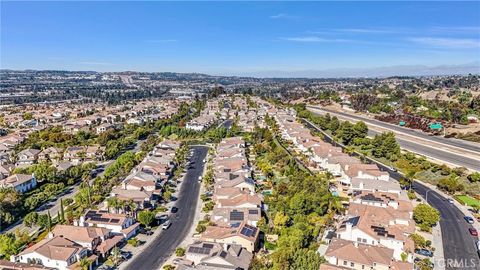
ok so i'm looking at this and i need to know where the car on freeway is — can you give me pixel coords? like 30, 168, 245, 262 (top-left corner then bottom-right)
469, 228, 478, 237
171, 206, 178, 213
465, 216, 475, 224
162, 219, 172, 230
415, 249, 433, 257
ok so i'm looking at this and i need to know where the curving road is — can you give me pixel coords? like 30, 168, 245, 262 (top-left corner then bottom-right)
303, 119, 479, 270
413, 182, 479, 270
124, 145, 208, 270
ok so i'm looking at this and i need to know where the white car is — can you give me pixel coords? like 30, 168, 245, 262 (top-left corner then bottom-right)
162, 220, 171, 230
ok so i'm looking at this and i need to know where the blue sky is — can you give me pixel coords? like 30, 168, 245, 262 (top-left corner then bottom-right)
1, 1, 479, 76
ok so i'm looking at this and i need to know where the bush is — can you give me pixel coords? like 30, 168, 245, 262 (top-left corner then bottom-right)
196, 223, 206, 233
175, 247, 186, 257
127, 238, 140, 247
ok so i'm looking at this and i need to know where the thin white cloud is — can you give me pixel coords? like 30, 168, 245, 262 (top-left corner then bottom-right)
408, 37, 480, 49
78, 61, 114, 66
270, 13, 298, 20
144, 39, 178, 43
279, 36, 358, 43
432, 26, 480, 34
335, 28, 396, 34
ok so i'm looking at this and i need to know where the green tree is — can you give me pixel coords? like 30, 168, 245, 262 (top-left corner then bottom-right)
23, 212, 39, 228
137, 210, 155, 228
468, 172, 480, 182
77, 257, 92, 270
413, 203, 440, 232
372, 132, 400, 161
273, 212, 289, 229
59, 198, 65, 223
352, 121, 368, 139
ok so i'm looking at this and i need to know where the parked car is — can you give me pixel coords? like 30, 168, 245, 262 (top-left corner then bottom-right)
465, 216, 475, 224
469, 228, 478, 236
139, 227, 153, 235
162, 219, 172, 230
415, 249, 433, 257
171, 206, 178, 213
121, 251, 132, 261
448, 199, 454, 204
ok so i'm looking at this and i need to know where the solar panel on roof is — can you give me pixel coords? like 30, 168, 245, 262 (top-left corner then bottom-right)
187, 246, 211, 255
230, 211, 244, 221
219, 251, 227, 258
90, 217, 110, 222
248, 209, 259, 215
202, 243, 214, 249
110, 218, 120, 223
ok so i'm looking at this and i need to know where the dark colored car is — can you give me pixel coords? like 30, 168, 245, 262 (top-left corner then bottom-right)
415, 249, 433, 257
139, 227, 153, 235
464, 216, 475, 224
469, 228, 478, 237
171, 206, 179, 213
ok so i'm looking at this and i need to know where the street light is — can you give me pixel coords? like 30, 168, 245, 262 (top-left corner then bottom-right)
425, 189, 432, 203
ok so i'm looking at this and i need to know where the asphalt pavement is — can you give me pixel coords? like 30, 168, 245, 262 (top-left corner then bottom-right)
304, 118, 480, 269
124, 145, 208, 270
413, 182, 479, 270
307, 106, 480, 171
308, 106, 480, 153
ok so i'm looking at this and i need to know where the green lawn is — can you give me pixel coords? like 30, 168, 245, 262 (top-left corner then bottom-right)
456, 195, 480, 207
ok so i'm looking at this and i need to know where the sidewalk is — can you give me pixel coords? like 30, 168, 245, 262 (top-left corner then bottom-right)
416, 180, 480, 231
119, 170, 189, 270
159, 152, 210, 269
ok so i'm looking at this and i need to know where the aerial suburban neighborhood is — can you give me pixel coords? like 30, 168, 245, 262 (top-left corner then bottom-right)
1, 1, 480, 270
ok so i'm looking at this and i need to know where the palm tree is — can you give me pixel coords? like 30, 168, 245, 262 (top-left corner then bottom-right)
124, 199, 137, 217
106, 197, 119, 214
77, 257, 91, 270
110, 247, 122, 267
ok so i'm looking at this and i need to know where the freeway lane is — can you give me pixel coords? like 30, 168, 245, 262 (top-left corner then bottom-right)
308, 106, 480, 153
304, 119, 479, 269
124, 145, 208, 270
308, 106, 480, 171
365, 129, 480, 172
413, 182, 479, 270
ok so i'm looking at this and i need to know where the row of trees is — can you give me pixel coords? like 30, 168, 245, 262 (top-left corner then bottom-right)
249, 126, 341, 270
295, 104, 401, 161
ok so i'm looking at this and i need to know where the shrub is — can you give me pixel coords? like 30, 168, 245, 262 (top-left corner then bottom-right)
127, 238, 140, 247
175, 247, 186, 257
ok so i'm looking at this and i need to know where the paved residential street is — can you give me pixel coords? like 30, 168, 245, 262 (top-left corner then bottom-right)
307, 106, 480, 171
304, 119, 480, 269
413, 182, 479, 270
124, 145, 208, 270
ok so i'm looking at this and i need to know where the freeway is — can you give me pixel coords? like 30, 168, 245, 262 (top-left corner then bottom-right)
304, 119, 479, 269
307, 106, 480, 171
124, 145, 208, 270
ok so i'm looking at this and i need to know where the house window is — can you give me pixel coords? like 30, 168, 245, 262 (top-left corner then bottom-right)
343, 260, 347, 266
357, 237, 361, 242
351, 262, 354, 267
362, 265, 365, 269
